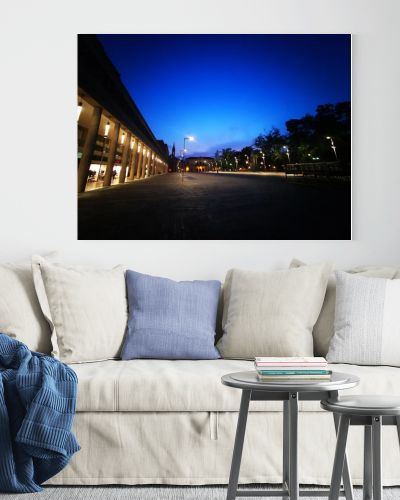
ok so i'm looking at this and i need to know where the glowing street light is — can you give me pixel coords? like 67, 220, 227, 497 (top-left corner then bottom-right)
183, 136, 194, 154
234, 156, 238, 170
182, 136, 195, 172
283, 146, 290, 163
326, 136, 338, 160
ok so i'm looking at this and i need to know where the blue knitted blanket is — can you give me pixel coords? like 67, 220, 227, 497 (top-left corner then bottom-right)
0, 334, 80, 493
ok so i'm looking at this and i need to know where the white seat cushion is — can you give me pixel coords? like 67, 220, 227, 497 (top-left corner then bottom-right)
72, 359, 400, 413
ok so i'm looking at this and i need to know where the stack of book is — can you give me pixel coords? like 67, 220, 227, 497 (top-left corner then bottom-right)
254, 357, 331, 381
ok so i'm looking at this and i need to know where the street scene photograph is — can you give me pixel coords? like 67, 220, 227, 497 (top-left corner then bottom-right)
77, 34, 351, 240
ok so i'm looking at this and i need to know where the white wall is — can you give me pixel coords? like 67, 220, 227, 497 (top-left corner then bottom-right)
0, 0, 399, 280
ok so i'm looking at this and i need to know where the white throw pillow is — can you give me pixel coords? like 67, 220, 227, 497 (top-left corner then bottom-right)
32, 255, 128, 363
327, 271, 400, 366
0, 259, 53, 353
290, 259, 399, 357
217, 262, 332, 359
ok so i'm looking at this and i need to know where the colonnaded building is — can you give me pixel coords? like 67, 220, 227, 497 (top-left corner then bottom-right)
77, 35, 169, 193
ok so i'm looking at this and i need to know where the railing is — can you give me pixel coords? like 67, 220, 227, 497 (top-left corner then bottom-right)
284, 161, 350, 179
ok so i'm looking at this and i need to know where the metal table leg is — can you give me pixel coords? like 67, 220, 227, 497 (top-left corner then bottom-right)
226, 390, 251, 500
396, 416, 400, 448
372, 416, 382, 500
329, 415, 351, 500
333, 413, 354, 500
289, 392, 299, 500
363, 426, 373, 500
283, 400, 290, 493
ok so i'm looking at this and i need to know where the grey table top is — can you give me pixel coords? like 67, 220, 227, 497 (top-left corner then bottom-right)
221, 370, 360, 393
321, 395, 400, 416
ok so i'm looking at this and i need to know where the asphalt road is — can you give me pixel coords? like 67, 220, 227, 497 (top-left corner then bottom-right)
78, 172, 351, 240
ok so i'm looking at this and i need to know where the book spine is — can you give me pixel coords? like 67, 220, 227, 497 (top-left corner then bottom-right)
257, 370, 331, 375
257, 375, 331, 380
255, 363, 328, 367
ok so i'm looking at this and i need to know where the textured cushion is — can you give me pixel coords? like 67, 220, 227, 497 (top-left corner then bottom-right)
0, 260, 52, 353
32, 256, 128, 363
71, 359, 400, 413
216, 263, 332, 359
327, 271, 400, 366
290, 259, 399, 357
121, 271, 220, 360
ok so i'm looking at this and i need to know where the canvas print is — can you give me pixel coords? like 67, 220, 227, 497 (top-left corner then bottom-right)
77, 34, 351, 240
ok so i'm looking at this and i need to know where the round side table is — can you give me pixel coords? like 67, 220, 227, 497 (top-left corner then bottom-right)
321, 395, 400, 500
221, 370, 360, 500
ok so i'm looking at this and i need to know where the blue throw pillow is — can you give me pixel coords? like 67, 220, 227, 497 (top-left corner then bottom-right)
121, 270, 221, 360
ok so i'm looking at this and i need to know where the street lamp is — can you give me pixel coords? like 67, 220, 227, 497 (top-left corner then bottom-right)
234, 156, 238, 170
283, 146, 290, 163
183, 136, 194, 153
182, 136, 194, 172
326, 136, 338, 160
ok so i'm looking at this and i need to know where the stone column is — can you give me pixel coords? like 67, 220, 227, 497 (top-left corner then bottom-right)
136, 145, 144, 179
153, 155, 157, 175
140, 152, 148, 179
119, 132, 131, 184
128, 138, 138, 180
77, 105, 102, 193
148, 153, 152, 176
103, 121, 120, 187
150, 153, 155, 176
143, 150, 150, 178
134, 143, 142, 178
140, 148, 148, 179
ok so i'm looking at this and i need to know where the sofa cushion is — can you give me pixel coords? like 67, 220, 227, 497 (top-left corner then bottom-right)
327, 271, 400, 366
32, 255, 128, 363
217, 263, 332, 359
121, 270, 221, 360
0, 253, 60, 354
290, 259, 399, 357
72, 359, 400, 413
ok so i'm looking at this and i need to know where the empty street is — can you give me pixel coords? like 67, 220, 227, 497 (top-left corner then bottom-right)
78, 173, 351, 240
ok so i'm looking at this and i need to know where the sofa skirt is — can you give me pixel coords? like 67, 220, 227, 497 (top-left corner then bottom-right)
47, 411, 400, 486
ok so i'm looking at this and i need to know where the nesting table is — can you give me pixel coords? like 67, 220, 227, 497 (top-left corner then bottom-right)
321, 395, 400, 500
221, 371, 360, 500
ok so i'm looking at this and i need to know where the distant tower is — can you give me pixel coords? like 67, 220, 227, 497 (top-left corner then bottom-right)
169, 143, 178, 172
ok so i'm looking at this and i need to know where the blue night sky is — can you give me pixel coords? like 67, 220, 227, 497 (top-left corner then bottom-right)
98, 34, 351, 156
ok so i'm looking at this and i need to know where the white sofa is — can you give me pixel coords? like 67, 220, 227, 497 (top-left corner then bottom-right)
46, 359, 400, 486
2, 257, 399, 487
